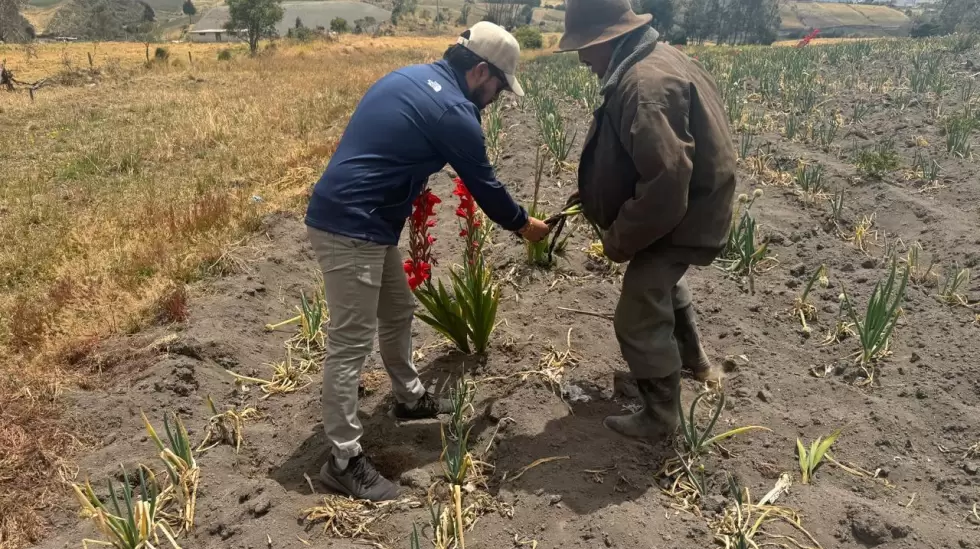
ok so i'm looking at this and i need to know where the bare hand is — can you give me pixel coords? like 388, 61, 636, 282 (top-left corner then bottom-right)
519, 217, 551, 243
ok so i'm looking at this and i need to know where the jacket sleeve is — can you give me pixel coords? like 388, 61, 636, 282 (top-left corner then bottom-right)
604, 94, 695, 260
432, 103, 529, 232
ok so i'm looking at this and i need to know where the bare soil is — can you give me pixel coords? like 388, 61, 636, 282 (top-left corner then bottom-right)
34, 48, 980, 549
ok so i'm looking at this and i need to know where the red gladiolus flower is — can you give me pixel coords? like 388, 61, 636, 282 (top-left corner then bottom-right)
453, 177, 483, 266
406, 187, 440, 291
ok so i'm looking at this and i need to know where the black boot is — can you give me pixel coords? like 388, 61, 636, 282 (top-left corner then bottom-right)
674, 305, 723, 383
604, 371, 680, 440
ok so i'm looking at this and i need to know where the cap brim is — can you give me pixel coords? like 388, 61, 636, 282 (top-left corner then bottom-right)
505, 73, 525, 97
557, 13, 653, 53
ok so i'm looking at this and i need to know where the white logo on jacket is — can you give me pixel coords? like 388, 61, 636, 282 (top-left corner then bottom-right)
427, 79, 442, 92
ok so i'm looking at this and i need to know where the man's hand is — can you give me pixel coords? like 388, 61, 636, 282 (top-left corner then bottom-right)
519, 217, 551, 243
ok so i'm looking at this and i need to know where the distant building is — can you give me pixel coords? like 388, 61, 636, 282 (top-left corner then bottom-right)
186, 28, 244, 43
189, 1, 391, 39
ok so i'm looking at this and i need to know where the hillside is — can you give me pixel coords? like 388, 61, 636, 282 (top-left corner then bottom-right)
22, 0, 917, 40
44, 0, 156, 39
192, 1, 390, 34
781, 1, 911, 35
1, 10, 36, 41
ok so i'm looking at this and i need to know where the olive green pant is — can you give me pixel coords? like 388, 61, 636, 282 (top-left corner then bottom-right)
614, 253, 691, 380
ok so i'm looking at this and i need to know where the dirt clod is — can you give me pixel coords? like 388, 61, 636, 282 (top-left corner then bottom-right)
251, 495, 272, 517
850, 508, 890, 547
963, 463, 979, 476
400, 467, 432, 489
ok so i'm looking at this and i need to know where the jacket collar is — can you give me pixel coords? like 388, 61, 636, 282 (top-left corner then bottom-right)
436, 59, 471, 98
435, 59, 482, 117
601, 26, 659, 97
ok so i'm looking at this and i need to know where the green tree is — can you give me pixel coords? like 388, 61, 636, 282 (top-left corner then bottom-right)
0, 0, 35, 43
939, 0, 980, 33
182, 0, 197, 25
682, 0, 715, 45
330, 16, 349, 33
391, 0, 417, 24
514, 24, 542, 48
458, 1, 471, 25
633, 0, 675, 34
226, 0, 284, 55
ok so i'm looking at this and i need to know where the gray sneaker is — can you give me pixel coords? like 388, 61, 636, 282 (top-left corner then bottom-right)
319, 454, 400, 502
391, 392, 453, 421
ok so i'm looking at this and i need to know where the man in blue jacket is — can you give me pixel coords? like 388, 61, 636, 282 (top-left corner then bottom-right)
305, 22, 550, 502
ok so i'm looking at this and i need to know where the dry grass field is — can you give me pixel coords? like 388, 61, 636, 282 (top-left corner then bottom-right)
0, 35, 451, 549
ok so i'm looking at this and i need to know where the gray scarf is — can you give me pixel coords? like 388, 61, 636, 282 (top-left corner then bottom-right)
600, 25, 660, 97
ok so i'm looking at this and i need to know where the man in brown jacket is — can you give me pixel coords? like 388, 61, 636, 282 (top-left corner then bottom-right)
559, 0, 737, 440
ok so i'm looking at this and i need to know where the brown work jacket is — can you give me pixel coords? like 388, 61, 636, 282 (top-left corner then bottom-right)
578, 43, 737, 266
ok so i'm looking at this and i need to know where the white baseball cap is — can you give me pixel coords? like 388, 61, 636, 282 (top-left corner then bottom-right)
456, 21, 525, 97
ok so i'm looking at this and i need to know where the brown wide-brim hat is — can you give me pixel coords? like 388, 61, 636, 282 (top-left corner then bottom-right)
558, 0, 653, 53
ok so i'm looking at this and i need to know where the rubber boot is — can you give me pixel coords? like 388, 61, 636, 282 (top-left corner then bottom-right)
603, 371, 680, 440
674, 305, 723, 383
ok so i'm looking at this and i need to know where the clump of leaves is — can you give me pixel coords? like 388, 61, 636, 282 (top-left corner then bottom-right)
227, 348, 318, 399
536, 96, 576, 169
677, 391, 771, 457
264, 280, 328, 357
718, 190, 774, 291
71, 466, 181, 549
797, 429, 841, 484
904, 241, 937, 287
944, 113, 976, 158
848, 213, 876, 253
792, 264, 829, 334
828, 188, 845, 227
197, 394, 260, 454
938, 263, 970, 306
855, 141, 900, 178
525, 148, 565, 267
440, 376, 478, 549
842, 257, 909, 366
794, 161, 827, 203
141, 411, 199, 533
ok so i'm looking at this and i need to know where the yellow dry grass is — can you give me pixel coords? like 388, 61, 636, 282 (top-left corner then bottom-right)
0, 34, 453, 549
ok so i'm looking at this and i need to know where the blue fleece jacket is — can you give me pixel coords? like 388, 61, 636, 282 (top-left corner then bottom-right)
304, 59, 528, 246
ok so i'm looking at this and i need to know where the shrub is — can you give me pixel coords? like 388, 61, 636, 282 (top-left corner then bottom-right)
514, 26, 543, 49
154, 47, 170, 61
911, 16, 942, 38
217, 49, 233, 61
287, 26, 317, 41
330, 17, 349, 33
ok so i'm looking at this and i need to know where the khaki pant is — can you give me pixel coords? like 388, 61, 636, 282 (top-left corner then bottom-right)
614, 252, 691, 380
307, 227, 425, 460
